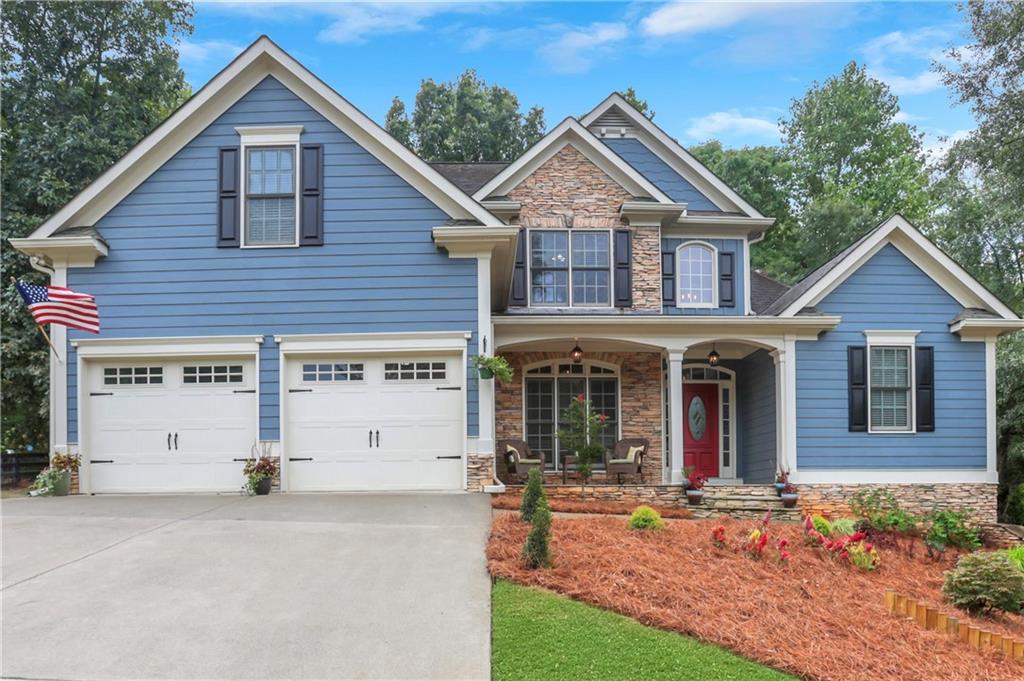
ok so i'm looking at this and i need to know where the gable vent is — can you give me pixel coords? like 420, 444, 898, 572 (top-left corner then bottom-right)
589, 107, 634, 138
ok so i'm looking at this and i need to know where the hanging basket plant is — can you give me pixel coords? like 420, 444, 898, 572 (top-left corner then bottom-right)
472, 355, 514, 384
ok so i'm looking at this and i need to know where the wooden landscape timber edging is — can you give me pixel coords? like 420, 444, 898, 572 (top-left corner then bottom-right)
884, 589, 1024, 662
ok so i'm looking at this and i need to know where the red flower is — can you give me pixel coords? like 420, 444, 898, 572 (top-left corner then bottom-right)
576, 393, 585, 402
598, 414, 608, 423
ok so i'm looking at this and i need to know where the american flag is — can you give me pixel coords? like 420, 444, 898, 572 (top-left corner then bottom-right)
15, 280, 100, 334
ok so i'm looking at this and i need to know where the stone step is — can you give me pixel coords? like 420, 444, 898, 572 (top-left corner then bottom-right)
704, 500, 791, 512
703, 494, 786, 503
688, 507, 803, 521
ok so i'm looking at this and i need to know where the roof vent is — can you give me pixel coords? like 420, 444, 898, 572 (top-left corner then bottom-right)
589, 107, 634, 138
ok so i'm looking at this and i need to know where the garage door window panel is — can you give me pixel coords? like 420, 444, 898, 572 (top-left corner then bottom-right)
384, 361, 447, 381
104, 366, 163, 386
183, 364, 244, 384
302, 362, 365, 382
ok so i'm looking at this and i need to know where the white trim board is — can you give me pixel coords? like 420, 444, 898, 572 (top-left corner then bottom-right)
472, 118, 673, 203
581, 94, 763, 218
778, 214, 1020, 320
792, 469, 998, 484
28, 35, 500, 240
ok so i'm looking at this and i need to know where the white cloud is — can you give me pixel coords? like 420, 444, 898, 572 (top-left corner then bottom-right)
685, 110, 781, 143
923, 128, 971, 164
536, 22, 629, 74
177, 39, 246, 67
316, 3, 457, 44
869, 69, 943, 96
640, 1, 779, 37
860, 26, 954, 96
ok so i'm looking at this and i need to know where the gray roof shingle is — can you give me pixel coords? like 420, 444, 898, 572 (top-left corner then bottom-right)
750, 270, 790, 314
430, 162, 509, 195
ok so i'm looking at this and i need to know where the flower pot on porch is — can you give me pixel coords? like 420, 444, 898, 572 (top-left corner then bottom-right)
686, 489, 704, 506
780, 493, 798, 509
774, 482, 786, 496
52, 470, 71, 497
478, 366, 494, 380
255, 477, 272, 496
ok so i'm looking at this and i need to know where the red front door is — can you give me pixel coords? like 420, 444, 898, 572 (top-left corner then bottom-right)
683, 383, 719, 478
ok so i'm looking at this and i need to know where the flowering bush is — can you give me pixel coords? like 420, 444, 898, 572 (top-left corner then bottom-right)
50, 453, 80, 472
743, 511, 773, 560
802, 515, 880, 571
776, 537, 791, 563
242, 454, 279, 495
847, 540, 880, 571
686, 470, 707, 491
711, 525, 727, 548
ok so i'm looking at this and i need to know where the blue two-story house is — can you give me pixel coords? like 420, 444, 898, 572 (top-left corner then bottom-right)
11, 37, 1022, 522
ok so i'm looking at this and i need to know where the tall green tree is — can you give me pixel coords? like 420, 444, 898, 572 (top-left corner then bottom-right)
689, 141, 799, 281
932, 0, 1024, 520
1, 1, 194, 451
781, 62, 932, 276
386, 70, 544, 162
618, 87, 654, 120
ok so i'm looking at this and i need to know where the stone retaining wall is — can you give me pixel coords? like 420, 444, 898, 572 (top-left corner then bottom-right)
466, 454, 494, 492
797, 483, 998, 524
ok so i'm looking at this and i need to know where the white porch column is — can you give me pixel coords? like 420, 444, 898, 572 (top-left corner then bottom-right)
667, 349, 687, 484
771, 335, 798, 476
476, 255, 495, 456
49, 263, 69, 456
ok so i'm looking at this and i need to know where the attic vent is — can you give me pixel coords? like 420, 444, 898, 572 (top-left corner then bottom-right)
589, 108, 634, 138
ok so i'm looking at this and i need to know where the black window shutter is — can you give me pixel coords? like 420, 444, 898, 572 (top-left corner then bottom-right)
613, 229, 632, 308
916, 346, 935, 432
848, 346, 868, 432
299, 144, 324, 246
661, 249, 675, 306
509, 228, 527, 306
217, 147, 240, 247
719, 252, 735, 307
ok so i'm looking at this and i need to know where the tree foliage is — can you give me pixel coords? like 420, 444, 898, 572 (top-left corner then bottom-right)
385, 69, 544, 162
618, 87, 654, 120
1, 1, 194, 450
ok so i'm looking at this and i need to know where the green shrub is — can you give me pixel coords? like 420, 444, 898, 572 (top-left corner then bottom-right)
925, 510, 982, 551
628, 505, 665, 531
522, 496, 552, 569
1005, 483, 1024, 526
1004, 546, 1024, 573
810, 514, 833, 537
849, 489, 919, 534
943, 552, 1024, 614
520, 468, 545, 522
830, 518, 857, 536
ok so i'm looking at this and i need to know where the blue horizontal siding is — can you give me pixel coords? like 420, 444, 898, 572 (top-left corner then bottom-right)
602, 138, 721, 212
661, 238, 745, 316
795, 244, 985, 469
67, 76, 478, 442
738, 350, 776, 483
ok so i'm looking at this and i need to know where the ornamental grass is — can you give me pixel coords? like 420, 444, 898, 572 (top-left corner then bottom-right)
487, 514, 1024, 681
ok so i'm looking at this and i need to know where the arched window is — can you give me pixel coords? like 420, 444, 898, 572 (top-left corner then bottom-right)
522, 360, 620, 470
676, 242, 717, 308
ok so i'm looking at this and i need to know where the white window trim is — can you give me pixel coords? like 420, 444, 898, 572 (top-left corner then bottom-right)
236, 125, 303, 249
865, 330, 919, 434
676, 241, 718, 309
526, 228, 614, 309
520, 358, 622, 471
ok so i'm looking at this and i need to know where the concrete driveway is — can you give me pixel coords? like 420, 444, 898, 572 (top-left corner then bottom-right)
2, 493, 492, 680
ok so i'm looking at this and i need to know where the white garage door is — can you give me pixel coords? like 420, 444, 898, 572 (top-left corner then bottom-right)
85, 358, 258, 493
286, 355, 464, 491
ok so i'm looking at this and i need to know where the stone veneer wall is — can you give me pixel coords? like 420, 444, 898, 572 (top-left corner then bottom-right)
466, 454, 494, 492
505, 144, 661, 310
495, 350, 663, 484
797, 483, 998, 525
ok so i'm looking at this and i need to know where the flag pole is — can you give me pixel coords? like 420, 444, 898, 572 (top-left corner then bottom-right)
9, 277, 63, 364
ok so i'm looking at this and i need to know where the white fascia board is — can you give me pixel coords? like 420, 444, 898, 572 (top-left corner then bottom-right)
581, 94, 764, 218
792, 469, 998, 484
779, 215, 1021, 320
472, 118, 673, 204
28, 36, 499, 240
492, 315, 839, 328
663, 216, 775, 240
9, 236, 108, 267
275, 330, 472, 354
432, 226, 518, 256
72, 335, 263, 357
864, 330, 920, 345
951, 318, 1024, 339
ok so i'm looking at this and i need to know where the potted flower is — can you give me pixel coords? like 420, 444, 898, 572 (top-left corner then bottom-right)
243, 446, 279, 496
780, 483, 799, 509
37, 453, 80, 496
774, 469, 789, 496
472, 355, 514, 384
681, 465, 695, 490
685, 471, 707, 505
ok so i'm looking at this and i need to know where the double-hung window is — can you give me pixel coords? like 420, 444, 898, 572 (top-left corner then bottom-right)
869, 346, 913, 431
246, 147, 296, 246
529, 229, 611, 306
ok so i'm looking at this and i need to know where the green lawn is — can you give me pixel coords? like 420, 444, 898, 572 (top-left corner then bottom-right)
492, 580, 794, 681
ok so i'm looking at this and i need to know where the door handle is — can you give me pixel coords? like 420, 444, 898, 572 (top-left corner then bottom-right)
436, 455, 461, 460
167, 433, 172, 451
174, 433, 178, 450
375, 430, 380, 448
369, 429, 373, 448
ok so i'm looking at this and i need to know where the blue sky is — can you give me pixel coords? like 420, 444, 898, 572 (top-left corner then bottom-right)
182, 1, 975, 159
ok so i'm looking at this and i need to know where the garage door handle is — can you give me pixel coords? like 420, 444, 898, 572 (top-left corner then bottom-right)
167, 433, 172, 451
233, 389, 256, 394
89, 391, 113, 396
369, 429, 373, 447
288, 388, 313, 393
232, 458, 249, 462
91, 459, 114, 464
289, 457, 313, 462
436, 455, 461, 460
376, 430, 380, 448
174, 433, 178, 450
436, 386, 461, 391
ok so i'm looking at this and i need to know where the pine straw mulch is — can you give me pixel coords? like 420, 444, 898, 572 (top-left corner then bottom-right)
490, 493, 694, 519
488, 514, 1024, 681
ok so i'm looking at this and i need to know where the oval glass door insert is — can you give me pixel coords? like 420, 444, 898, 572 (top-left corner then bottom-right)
688, 395, 707, 440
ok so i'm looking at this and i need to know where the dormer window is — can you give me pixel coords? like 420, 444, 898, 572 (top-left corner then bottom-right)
234, 125, 304, 248
529, 229, 611, 307
676, 242, 717, 308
